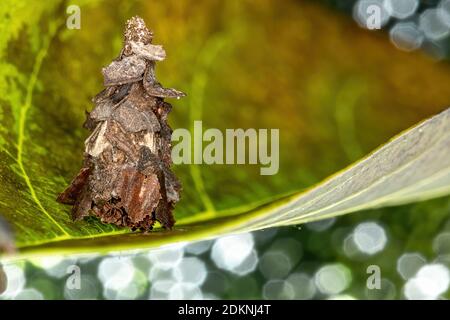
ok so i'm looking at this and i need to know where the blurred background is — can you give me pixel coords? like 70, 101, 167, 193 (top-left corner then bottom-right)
1, 0, 450, 300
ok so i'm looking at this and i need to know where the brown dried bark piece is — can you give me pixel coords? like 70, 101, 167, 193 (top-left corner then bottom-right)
112, 100, 161, 133
0, 265, 6, 294
102, 55, 146, 86
57, 167, 91, 205
0, 216, 15, 254
57, 16, 185, 231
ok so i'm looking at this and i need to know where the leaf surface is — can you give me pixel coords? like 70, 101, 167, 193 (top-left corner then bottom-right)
0, 0, 449, 258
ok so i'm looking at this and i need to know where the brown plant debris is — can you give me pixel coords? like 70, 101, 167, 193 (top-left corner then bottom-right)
57, 16, 185, 231
0, 216, 15, 254
0, 216, 15, 294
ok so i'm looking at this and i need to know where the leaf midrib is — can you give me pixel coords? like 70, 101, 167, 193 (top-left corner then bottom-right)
15, 21, 69, 237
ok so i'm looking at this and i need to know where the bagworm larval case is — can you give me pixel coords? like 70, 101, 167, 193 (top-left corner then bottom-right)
57, 16, 185, 231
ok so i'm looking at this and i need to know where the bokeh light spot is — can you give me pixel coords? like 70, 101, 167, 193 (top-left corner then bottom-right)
353, 0, 390, 29
146, 243, 185, 270
389, 22, 424, 52
0, 264, 25, 299
315, 263, 352, 295
396, 253, 426, 280
173, 257, 207, 285
306, 218, 336, 232
169, 283, 203, 300
353, 222, 387, 255
263, 280, 295, 300
211, 233, 254, 272
404, 264, 450, 300
259, 251, 292, 280
14, 288, 44, 300
419, 9, 450, 41
384, 0, 418, 19
185, 240, 213, 255
97, 256, 135, 290
287, 273, 316, 300
232, 249, 259, 276
64, 275, 100, 300
433, 232, 450, 255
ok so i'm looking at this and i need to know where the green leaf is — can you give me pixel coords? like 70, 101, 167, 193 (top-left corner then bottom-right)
1, 0, 450, 259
